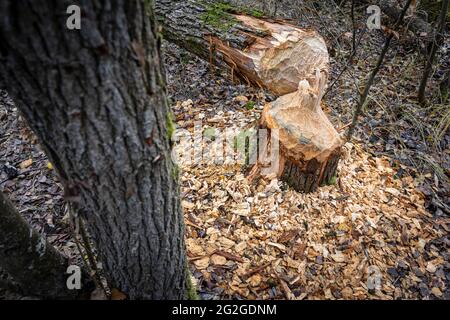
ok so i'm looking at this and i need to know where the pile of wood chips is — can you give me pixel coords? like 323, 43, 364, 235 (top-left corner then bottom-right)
176, 100, 446, 300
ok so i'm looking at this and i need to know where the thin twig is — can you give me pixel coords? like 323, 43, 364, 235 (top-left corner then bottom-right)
68, 205, 107, 296
78, 218, 106, 294
346, 0, 414, 140
324, 28, 367, 98
418, 0, 449, 105
351, 0, 356, 53
243, 261, 272, 278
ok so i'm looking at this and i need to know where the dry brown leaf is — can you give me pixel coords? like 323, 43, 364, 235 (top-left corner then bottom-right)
341, 287, 353, 299
247, 274, 262, 287
235, 242, 247, 253
193, 256, 210, 269
214, 250, 244, 262
431, 287, 442, 297
110, 288, 127, 300
267, 242, 286, 252
330, 251, 346, 263
19, 158, 33, 169
234, 96, 248, 103
278, 229, 299, 243
182, 200, 195, 210
426, 261, 437, 273
210, 254, 227, 265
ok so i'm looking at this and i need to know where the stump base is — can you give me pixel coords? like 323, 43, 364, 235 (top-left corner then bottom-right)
280, 149, 340, 193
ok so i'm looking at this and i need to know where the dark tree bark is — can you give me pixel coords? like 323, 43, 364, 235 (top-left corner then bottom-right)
0, 0, 186, 299
0, 192, 82, 299
157, 0, 343, 193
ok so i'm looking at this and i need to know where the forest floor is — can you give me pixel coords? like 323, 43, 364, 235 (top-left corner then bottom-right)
0, 2, 448, 299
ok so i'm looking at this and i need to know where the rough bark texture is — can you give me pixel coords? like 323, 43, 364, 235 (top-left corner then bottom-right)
156, 0, 265, 73
157, 0, 342, 192
280, 150, 341, 193
0, 0, 186, 299
0, 192, 81, 299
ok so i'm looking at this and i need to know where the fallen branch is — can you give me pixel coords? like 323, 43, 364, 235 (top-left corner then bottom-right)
213, 250, 244, 263
243, 261, 272, 277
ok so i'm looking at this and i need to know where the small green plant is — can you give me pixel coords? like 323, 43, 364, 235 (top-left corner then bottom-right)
327, 175, 337, 185
179, 52, 191, 65
233, 128, 257, 166
243, 100, 256, 110
203, 127, 217, 141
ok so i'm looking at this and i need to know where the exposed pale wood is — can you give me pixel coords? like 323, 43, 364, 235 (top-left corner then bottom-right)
212, 15, 331, 96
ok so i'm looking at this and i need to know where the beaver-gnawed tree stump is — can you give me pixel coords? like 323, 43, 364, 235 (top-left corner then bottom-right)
260, 77, 342, 193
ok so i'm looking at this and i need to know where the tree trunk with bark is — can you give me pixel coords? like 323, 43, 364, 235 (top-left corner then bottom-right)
157, 0, 342, 192
0, 192, 85, 299
0, 0, 186, 299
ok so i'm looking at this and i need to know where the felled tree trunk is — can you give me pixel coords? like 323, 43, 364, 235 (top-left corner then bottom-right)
0, 192, 86, 299
0, 0, 186, 299
157, 0, 342, 192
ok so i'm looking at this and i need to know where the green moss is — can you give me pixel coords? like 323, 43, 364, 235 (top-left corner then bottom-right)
200, 1, 266, 32
179, 52, 191, 65
171, 164, 180, 180
236, 5, 265, 18
200, 2, 238, 31
157, 70, 166, 89
185, 267, 199, 300
250, 9, 264, 18
143, 0, 153, 16
166, 111, 176, 140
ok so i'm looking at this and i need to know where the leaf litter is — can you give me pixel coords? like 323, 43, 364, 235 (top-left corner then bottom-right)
179, 119, 447, 299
